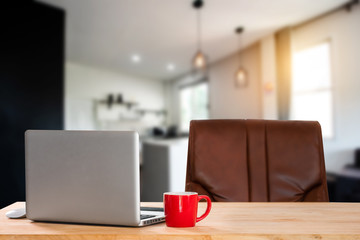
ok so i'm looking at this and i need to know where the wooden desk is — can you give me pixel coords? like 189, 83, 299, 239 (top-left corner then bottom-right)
1, 202, 360, 239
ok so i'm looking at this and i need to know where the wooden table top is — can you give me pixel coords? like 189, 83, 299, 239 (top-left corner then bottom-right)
1, 202, 360, 240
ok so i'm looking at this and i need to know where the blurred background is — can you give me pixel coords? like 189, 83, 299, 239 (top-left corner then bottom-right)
1, 0, 360, 208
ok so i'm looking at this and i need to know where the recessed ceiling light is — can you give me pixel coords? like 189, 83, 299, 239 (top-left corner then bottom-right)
167, 63, 175, 71
131, 54, 141, 63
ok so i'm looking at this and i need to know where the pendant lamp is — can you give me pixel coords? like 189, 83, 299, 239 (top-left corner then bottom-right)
234, 27, 248, 87
192, 0, 207, 70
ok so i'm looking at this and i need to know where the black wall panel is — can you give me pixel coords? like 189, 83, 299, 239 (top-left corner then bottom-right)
0, 1, 64, 208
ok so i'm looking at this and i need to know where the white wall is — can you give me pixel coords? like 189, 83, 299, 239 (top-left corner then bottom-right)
292, 5, 360, 172
65, 62, 165, 134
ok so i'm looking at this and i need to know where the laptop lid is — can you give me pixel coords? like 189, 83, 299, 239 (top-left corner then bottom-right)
25, 130, 141, 226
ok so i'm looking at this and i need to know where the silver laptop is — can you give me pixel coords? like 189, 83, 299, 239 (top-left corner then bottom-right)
25, 130, 165, 226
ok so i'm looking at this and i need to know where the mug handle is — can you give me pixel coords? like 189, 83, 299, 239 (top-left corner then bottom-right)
196, 195, 212, 222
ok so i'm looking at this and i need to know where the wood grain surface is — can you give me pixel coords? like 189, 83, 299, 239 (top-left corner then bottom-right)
1, 202, 360, 240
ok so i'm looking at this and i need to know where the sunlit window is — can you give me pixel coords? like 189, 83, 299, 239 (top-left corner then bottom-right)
179, 82, 209, 132
291, 42, 333, 138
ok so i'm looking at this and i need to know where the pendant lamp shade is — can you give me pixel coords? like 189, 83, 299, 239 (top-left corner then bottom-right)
193, 50, 206, 69
235, 66, 247, 87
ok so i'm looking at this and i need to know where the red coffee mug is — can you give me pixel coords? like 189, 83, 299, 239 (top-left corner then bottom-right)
163, 192, 212, 227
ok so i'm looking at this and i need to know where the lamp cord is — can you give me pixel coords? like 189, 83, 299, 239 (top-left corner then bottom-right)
235, 27, 244, 66
197, 10, 202, 51
238, 34, 241, 65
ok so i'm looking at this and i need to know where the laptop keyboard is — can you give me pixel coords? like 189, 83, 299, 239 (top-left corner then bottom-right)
140, 207, 164, 212
140, 214, 156, 220
140, 207, 164, 221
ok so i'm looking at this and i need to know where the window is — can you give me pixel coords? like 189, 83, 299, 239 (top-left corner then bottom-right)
179, 82, 209, 132
291, 42, 333, 138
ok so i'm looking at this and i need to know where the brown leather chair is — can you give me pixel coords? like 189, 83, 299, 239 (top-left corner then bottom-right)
185, 119, 329, 202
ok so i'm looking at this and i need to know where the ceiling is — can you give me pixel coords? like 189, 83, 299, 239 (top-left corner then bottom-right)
37, 0, 348, 81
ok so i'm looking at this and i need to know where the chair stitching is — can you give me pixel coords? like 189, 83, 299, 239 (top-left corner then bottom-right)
264, 122, 270, 202
245, 121, 251, 202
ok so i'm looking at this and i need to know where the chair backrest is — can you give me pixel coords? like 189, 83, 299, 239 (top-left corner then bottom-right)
185, 119, 329, 202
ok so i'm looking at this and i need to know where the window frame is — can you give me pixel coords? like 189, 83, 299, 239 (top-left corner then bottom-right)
178, 77, 209, 133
